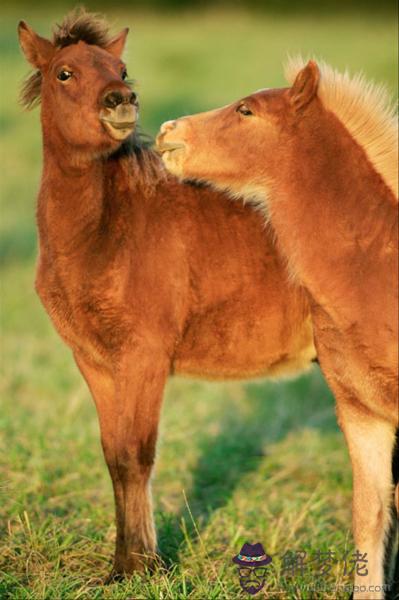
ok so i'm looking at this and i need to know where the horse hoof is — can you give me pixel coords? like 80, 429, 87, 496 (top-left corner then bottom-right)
103, 569, 126, 585
109, 552, 160, 579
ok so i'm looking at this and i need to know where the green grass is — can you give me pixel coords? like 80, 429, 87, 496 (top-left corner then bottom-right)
0, 6, 397, 599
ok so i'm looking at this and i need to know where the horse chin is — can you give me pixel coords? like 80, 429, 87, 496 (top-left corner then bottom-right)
160, 147, 186, 178
101, 120, 136, 142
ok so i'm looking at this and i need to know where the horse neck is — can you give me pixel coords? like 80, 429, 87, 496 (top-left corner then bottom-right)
38, 133, 105, 254
37, 130, 157, 256
270, 108, 397, 308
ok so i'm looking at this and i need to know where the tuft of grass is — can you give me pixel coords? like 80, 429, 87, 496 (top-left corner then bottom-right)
1, 6, 397, 598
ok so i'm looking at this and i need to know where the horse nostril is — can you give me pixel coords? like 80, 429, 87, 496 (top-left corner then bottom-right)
161, 120, 177, 134
129, 91, 137, 105
102, 90, 137, 109
102, 91, 124, 109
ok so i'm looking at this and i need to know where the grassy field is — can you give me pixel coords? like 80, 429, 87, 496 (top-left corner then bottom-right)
0, 5, 397, 599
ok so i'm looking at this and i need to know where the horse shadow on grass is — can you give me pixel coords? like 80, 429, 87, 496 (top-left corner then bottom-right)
157, 366, 338, 566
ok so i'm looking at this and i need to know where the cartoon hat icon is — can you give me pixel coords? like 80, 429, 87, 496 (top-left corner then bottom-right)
232, 542, 272, 566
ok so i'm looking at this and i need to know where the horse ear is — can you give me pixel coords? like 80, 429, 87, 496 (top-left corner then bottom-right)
18, 21, 54, 69
290, 60, 320, 111
105, 28, 129, 59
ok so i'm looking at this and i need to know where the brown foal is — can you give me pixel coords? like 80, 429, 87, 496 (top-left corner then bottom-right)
157, 59, 398, 598
18, 11, 315, 578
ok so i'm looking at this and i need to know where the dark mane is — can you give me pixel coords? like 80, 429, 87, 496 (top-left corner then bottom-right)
52, 6, 113, 49
20, 7, 116, 109
107, 129, 167, 190
111, 128, 154, 159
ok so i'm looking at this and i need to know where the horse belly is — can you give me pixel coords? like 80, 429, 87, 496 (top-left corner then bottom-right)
174, 295, 315, 380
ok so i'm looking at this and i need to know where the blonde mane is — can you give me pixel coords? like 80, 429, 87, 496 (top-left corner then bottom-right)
285, 57, 398, 199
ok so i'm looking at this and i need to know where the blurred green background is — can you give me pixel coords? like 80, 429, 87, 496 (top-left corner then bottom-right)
0, 2, 397, 598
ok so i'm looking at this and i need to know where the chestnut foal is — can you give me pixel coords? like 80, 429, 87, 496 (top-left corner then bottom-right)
18, 12, 315, 578
157, 59, 398, 598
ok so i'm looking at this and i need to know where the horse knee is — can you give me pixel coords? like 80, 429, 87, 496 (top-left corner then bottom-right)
101, 436, 118, 471
137, 429, 157, 469
353, 490, 390, 547
115, 429, 158, 481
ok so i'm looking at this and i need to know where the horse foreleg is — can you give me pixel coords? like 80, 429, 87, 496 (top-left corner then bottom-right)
110, 346, 169, 575
337, 399, 397, 600
74, 353, 125, 578
75, 348, 169, 577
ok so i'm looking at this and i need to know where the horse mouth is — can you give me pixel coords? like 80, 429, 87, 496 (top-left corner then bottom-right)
101, 118, 135, 140
157, 143, 186, 177
156, 141, 186, 155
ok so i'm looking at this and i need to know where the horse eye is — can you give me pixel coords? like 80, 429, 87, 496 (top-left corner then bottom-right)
237, 104, 253, 116
57, 70, 72, 82
121, 69, 128, 81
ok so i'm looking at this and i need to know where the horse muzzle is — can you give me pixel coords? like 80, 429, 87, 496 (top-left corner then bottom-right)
100, 102, 138, 141
155, 120, 189, 178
